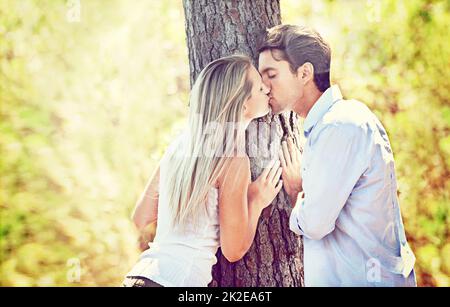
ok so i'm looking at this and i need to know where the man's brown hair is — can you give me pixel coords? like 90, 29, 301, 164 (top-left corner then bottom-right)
258, 25, 331, 92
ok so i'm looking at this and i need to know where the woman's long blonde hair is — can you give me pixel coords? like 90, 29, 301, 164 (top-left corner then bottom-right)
163, 54, 253, 229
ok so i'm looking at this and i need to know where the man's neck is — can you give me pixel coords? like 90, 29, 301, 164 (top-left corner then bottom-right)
293, 87, 323, 118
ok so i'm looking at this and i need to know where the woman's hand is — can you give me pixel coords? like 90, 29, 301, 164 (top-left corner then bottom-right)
279, 137, 303, 206
248, 159, 283, 211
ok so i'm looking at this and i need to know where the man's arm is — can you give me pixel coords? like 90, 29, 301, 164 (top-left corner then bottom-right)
284, 124, 371, 240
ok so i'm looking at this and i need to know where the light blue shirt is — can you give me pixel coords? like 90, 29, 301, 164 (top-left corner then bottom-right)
290, 85, 417, 287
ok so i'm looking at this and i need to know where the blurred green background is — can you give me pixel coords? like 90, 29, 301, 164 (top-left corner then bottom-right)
0, 0, 449, 286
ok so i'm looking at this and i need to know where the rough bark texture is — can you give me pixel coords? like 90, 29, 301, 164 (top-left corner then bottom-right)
183, 0, 304, 287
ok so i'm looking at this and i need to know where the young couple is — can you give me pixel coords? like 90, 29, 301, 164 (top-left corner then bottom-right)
123, 25, 416, 287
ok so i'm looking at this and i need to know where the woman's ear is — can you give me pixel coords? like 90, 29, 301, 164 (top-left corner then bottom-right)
242, 101, 249, 118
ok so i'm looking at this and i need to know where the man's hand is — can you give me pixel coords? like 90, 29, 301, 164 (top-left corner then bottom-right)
279, 137, 303, 206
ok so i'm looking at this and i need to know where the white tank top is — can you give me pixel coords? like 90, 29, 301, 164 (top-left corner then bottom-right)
126, 135, 220, 287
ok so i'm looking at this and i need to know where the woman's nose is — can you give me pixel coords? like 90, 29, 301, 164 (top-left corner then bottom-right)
262, 83, 270, 95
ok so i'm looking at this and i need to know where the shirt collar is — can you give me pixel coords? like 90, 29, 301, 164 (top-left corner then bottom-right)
303, 85, 343, 137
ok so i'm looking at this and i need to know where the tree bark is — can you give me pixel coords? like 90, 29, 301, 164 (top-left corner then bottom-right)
183, 0, 304, 287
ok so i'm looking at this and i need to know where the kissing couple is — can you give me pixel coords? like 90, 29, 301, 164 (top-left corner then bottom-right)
123, 25, 416, 287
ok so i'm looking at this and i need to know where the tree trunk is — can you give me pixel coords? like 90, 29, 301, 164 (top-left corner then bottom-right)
183, 0, 304, 287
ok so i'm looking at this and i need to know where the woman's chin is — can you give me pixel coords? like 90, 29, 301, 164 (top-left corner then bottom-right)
257, 106, 272, 120
260, 107, 271, 118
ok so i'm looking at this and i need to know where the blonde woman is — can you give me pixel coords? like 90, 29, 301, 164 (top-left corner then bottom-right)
123, 55, 282, 287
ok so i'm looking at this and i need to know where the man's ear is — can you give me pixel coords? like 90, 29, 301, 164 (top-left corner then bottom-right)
296, 62, 314, 85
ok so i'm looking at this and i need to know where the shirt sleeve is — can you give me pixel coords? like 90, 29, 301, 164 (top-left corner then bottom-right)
289, 124, 372, 240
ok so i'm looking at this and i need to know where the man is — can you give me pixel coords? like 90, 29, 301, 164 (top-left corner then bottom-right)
258, 25, 416, 286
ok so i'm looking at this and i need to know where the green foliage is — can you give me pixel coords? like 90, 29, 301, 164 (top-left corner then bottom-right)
1, 0, 188, 286
1, 0, 448, 286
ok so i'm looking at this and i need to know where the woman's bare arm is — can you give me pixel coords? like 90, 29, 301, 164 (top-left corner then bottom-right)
218, 157, 282, 262
132, 164, 160, 231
